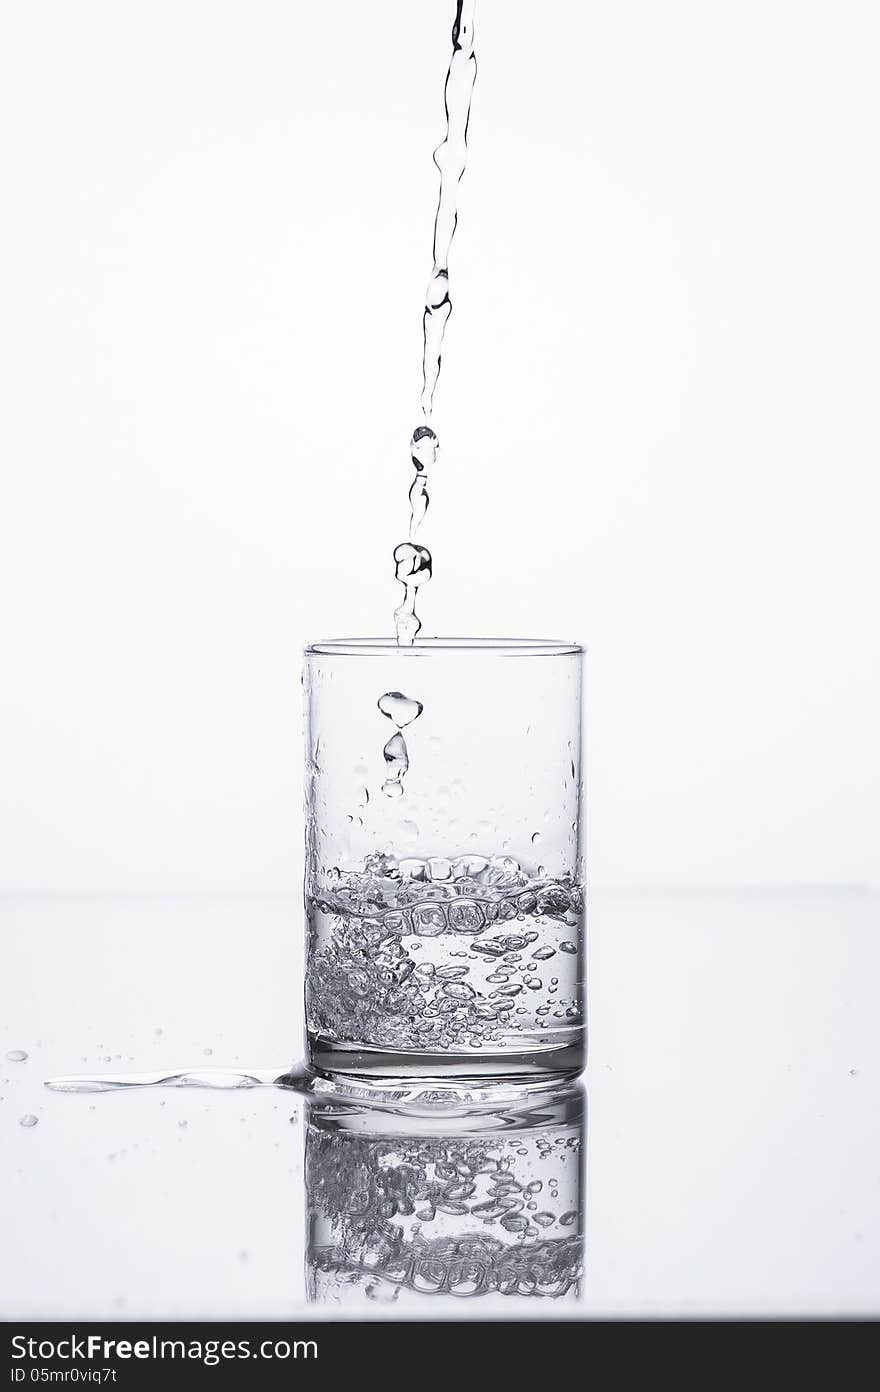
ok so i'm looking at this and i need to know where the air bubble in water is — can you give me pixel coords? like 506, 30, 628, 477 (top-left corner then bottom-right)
500, 1213, 529, 1234
441, 981, 476, 1001
378, 692, 424, 727
5, 1050, 27, 1063
19, 1114, 38, 1128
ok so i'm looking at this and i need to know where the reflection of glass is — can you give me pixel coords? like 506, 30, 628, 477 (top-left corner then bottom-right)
304, 1083, 585, 1306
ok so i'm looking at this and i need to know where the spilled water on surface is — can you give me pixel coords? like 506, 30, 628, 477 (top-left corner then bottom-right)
44, 1068, 285, 1094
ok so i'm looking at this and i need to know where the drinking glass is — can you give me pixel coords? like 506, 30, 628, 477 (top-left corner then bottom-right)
303, 638, 585, 1086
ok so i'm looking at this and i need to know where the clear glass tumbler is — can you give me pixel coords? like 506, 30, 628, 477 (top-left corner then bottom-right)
303, 638, 585, 1085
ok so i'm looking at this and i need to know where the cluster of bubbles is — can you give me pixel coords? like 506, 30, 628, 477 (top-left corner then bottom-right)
306, 1120, 582, 1302
317, 851, 582, 920
305, 854, 583, 1054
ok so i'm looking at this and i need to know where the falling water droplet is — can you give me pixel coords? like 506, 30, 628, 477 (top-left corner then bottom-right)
393, 543, 432, 644
393, 542, 432, 587
378, 692, 424, 727
393, 607, 421, 647
410, 424, 439, 472
383, 732, 409, 777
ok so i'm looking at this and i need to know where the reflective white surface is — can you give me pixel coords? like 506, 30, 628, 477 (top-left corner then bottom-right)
2, 890, 878, 1318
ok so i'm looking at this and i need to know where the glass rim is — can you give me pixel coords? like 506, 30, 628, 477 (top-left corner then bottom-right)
304, 636, 584, 658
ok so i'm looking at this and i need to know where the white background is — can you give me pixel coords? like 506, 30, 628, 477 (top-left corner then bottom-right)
1, 0, 878, 893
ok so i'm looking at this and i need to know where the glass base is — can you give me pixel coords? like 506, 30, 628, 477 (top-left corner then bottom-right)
305, 1029, 585, 1110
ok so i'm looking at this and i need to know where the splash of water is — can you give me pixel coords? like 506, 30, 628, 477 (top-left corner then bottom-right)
306, 853, 584, 1052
